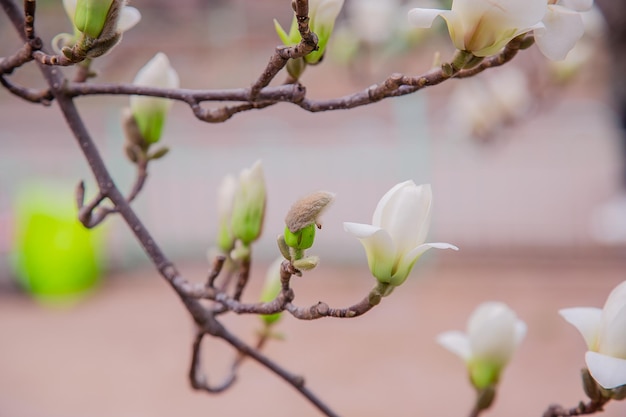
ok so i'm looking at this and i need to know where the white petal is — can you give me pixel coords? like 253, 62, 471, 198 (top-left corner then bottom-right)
343, 222, 396, 283
117, 6, 141, 33
437, 331, 472, 361
372, 180, 414, 227
514, 320, 527, 347
602, 281, 626, 321
559, 307, 602, 350
343, 221, 380, 239
534, 5, 585, 60
468, 302, 520, 364
454, 0, 546, 33
133, 53, 180, 89
600, 303, 626, 359
403, 242, 459, 263
379, 183, 432, 255
62, 0, 77, 22
559, 0, 593, 12
389, 242, 457, 286
413, 184, 433, 245
313, 0, 344, 26
407, 8, 448, 28
585, 351, 626, 389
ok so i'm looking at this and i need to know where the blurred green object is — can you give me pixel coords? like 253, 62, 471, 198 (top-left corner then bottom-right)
11, 182, 105, 303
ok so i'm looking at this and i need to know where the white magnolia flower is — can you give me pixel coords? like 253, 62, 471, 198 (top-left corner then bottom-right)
343, 181, 457, 287
407, 0, 546, 57
559, 281, 626, 389
450, 66, 531, 139
130, 53, 180, 144
438, 302, 527, 389
408, 0, 589, 60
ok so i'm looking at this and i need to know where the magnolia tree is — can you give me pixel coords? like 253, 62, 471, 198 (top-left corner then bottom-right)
1, 0, 625, 416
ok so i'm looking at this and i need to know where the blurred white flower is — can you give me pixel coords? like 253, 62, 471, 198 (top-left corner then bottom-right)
548, 5, 605, 81
533, 0, 592, 60
343, 181, 457, 287
560, 280, 626, 389
347, 0, 399, 45
449, 66, 531, 140
438, 302, 527, 389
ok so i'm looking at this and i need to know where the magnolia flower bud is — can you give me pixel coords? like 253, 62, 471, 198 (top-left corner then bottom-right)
305, 0, 345, 64
230, 161, 266, 246
216, 175, 237, 253
438, 302, 527, 390
59, 0, 140, 59
259, 258, 283, 326
130, 53, 179, 145
73, 0, 114, 38
274, 0, 344, 65
285, 190, 335, 233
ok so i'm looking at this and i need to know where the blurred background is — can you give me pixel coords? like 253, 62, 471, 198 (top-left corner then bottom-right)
0, 0, 624, 416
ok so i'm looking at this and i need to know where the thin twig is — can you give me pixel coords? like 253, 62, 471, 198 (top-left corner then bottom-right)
0, 42, 36, 74
23, 0, 35, 39
542, 399, 610, 417
0, 74, 52, 104
248, 0, 317, 99
189, 330, 237, 393
76, 158, 149, 228
212, 318, 342, 417
232, 258, 250, 301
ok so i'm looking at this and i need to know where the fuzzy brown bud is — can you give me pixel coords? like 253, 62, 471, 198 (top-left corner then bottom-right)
285, 191, 335, 233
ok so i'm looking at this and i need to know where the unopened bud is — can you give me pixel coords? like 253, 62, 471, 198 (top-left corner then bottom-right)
260, 258, 283, 325
130, 53, 179, 145
285, 190, 334, 233
230, 161, 266, 245
73, 0, 114, 38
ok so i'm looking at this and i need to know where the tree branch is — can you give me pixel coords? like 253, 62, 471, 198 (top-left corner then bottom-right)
59, 35, 527, 121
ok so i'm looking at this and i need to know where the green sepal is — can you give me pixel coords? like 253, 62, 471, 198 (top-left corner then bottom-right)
468, 359, 501, 390
133, 111, 165, 145
284, 223, 315, 250
274, 16, 301, 46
